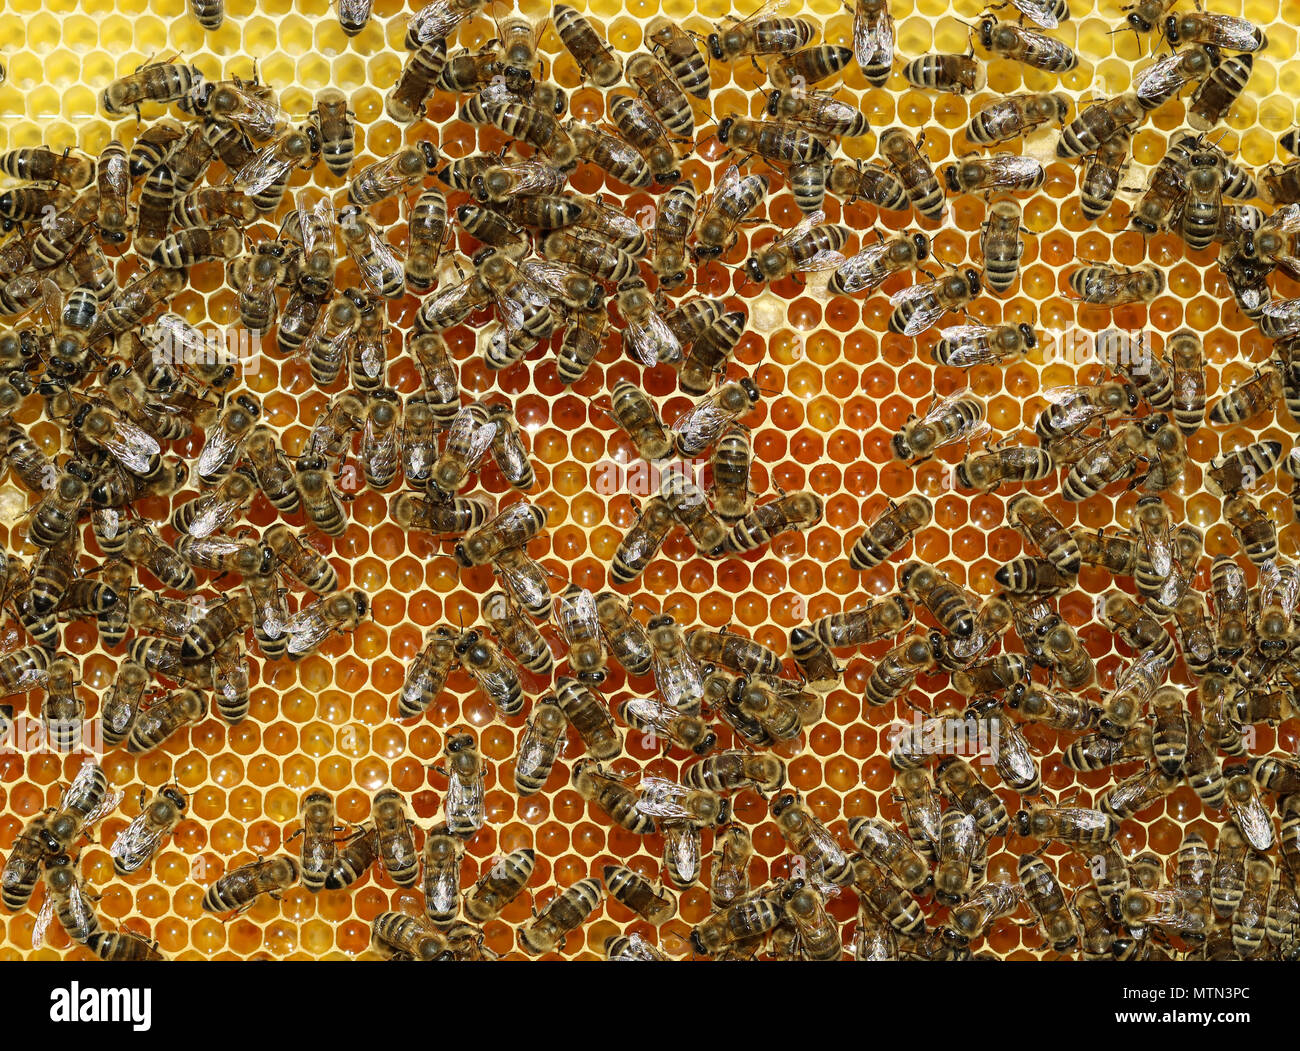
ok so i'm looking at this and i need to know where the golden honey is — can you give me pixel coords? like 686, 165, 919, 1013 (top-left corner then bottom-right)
0, 0, 1295, 961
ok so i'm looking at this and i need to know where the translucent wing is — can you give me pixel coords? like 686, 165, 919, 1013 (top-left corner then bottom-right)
61, 759, 100, 811
349, 226, 405, 299
516, 720, 557, 784
1138, 505, 1174, 579
662, 822, 701, 883
938, 324, 998, 367
445, 768, 485, 830
624, 313, 681, 368
729, 0, 788, 29
635, 775, 693, 819
798, 248, 848, 274
212, 646, 250, 710
518, 258, 585, 303
833, 238, 905, 292
448, 406, 498, 468
95, 415, 162, 475
234, 135, 295, 195
339, 0, 374, 25
1133, 53, 1199, 109
488, 280, 544, 336
495, 549, 550, 615
31, 895, 54, 950
427, 860, 459, 919
490, 428, 530, 484
285, 603, 332, 658
1009, 0, 1059, 28
1261, 203, 1300, 237
215, 81, 290, 140
556, 587, 599, 640
298, 192, 336, 259
651, 647, 704, 712
1262, 297, 1300, 336
921, 388, 970, 424
853, 1, 894, 67
187, 490, 241, 540
40, 279, 65, 338
196, 423, 241, 481
465, 659, 518, 708
899, 289, 952, 337
621, 695, 672, 729
109, 812, 170, 874
1228, 792, 1274, 853
773, 211, 826, 250
407, 0, 476, 46
1038, 386, 1113, 432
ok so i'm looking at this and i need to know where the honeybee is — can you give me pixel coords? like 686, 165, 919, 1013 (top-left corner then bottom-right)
396, 626, 458, 721
848, 816, 931, 895
889, 269, 982, 336
646, 615, 706, 714
829, 231, 928, 296
678, 311, 747, 396
127, 689, 206, 754
890, 391, 987, 462
519, 878, 603, 955
1005, 494, 1080, 574
1223, 492, 1278, 565
401, 191, 449, 294
673, 379, 761, 458
812, 594, 913, 649
1069, 263, 1165, 305
572, 760, 654, 835
690, 164, 767, 262
31, 852, 100, 948
432, 732, 484, 837
482, 101, 576, 168
744, 214, 848, 287
201, 854, 301, 915
366, 788, 418, 887
110, 785, 187, 877
555, 676, 622, 760
514, 695, 567, 795
1016, 853, 1078, 951
611, 496, 675, 584
863, 634, 936, 707
879, 127, 946, 222
483, 591, 553, 680
1056, 92, 1144, 159
338, 206, 404, 300
1209, 366, 1285, 425
965, 92, 1071, 148
847, 496, 931, 569
1078, 130, 1132, 222
770, 789, 853, 885
264, 525, 337, 594
588, 593, 649, 680
285, 589, 367, 661
462, 846, 533, 923
452, 626, 522, 716
100, 60, 202, 116
234, 123, 320, 213
720, 491, 824, 554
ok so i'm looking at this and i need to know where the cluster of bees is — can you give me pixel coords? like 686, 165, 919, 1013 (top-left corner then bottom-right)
1, 0, 1300, 961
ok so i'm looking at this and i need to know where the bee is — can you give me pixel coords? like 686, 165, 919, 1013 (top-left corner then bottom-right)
954, 442, 1053, 492
550, 4, 622, 86
677, 311, 747, 396
890, 391, 987, 462
614, 277, 680, 369
398, 626, 458, 720
483, 590, 553, 679
358, 390, 402, 491
0, 814, 44, 912
235, 123, 321, 213
1056, 93, 1144, 159
716, 116, 828, 172
1184, 52, 1251, 131
519, 877, 603, 955
265, 525, 338, 593
403, 190, 449, 295
847, 816, 931, 895
862, 632, 936, 707
242, 428, 301, 517
284, 589, 367, 661
1206, 439, 1282, 498
829, 230, 929, 296
619, 695, 715, 756
699, 428, 755, 527
1223, 764, 1274, 852
851, 857, 927, 938
673, 379, 761, 458
976, 17, 1076, 70
123, 524, 197, 591
902, 49, 986, 95
291, 455, 346, 538
555, 676, 622, 760
744, 214, 849, 286
826, 161, 907, 213
1035, 381, 1140, 442
513, 694, 567, 796
483, 101, 576, 168
879, 127, 946, 222
339, 206, 404, 300
932, 809, 983, 907
931, 756, 1008, 839
847, 496, 932, 570
611, 495, 676, 584
100, 60, 202, 116
1069, 263, 1165, 305
347, 144, 441, 210
647, 615, 707, 715
1133, 44, 1221, 112
1165, 11, 1267, 52
686, 628, 781, 679
719, 490, 824, 554
592, 592, 652, 679
306, 87, 358, 179
367, 788, 419, 886
850, 0, 895, 85
1232, 857, 1273, 958
966, 92, 1071, 147
453, 502, 546, 569
31, 852, 100, 948
691, 164, 767, 262
1080, 130, 1132, 222
970, 199, 1027, 295
428, 401, 496, 495
195, 393, 260, 487
812, 594, 913, 650
432, 732, 484, 838
461, 846, 534, 924
657, 473, 724, 554
572, 760, 654, 834
370, 911, 446, 960
386, 38, 447, 125
127, 689, 206, 754
946, 156, 1045, 198
1017, 853, 1078, 951
768, 42, 854, 90
85, 266, 185, 346
770, 789, 853, 886
1209, 366, 1284, 425
99, 659, 149, 749
644, 182, 697, 290
889, 270, 983, 337
171, 468, 256, 541
110, 785, 188, 877
201, 855, 301, 915
1180, 150, 1224, 252
422, 826, 464, 924
1223, 493, 1277, 565
1005, 494, 1080, 574
454, 628, 524, 717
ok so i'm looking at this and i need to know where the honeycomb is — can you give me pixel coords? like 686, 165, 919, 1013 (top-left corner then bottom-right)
0, 0, 1298, 962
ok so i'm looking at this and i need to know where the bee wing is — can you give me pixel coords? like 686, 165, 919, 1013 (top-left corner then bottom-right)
285, 605, 331, 658
853, 0, 893, 66
773, 211, 826, 250
234, 137, 294, 194
466, 657, 519, 706
1009, 0, 1059, 28
1262, 203, 1300, 237
662, 822, 701, 881
496, 551, 550, 615
40, 278, 65, 339
445, 768, 484, 827
61, 759, 100, 810
634, 776, 690, 819
1133, 53, 1186, 108
407, 0, 467, 46
516, 719, 556, 781
651, 649, 704, 712
798, 248, 847, 274
197, 424, 238, 480
80, 786, 126, 830
453, 406, 499, 467
1210, 15, 1266, 51
888, 278, 938, 308
299, 192, 336, 258
556, 587, 599, 638
31, 895, 54, 951
1228, 793, 1275, 853
109, 813, 169, 874
624, 313, 681, 367
901, 291, 953, 338
621, 695, 669, 728
95, 415, 162, 475
1262, 297, 1300, 336
224, 84, 291, 140
1139, 513, 1175, 578
350, 226, 405, 299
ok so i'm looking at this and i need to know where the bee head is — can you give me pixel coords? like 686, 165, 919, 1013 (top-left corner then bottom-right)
765, 90, 783, 118
964, 268, 982, 296
912, 233, 930, 261
1019, 323, 1036, 348
715, 116, 734, 143
942, 163, 961, 193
